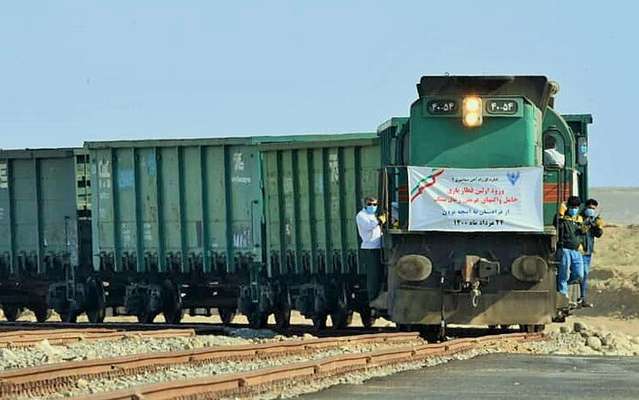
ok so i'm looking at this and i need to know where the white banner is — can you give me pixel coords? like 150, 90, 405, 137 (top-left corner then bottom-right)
408, 166, 544, 232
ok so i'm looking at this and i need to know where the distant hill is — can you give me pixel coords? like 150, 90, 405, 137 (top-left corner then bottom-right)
590, 187, 639, 225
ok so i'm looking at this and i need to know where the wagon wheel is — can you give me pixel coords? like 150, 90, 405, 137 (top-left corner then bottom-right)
274, 291, 292, 329
86, 277, 106, 323
60, 311, 78, 323
87, 308, 106, 323
521, 324, 545, 333
312, 313, 327, 331
499, 325, 514, 331
32, 305, 52, 323
359, 307, 376, 329
330, 310, 353, 329
2, 305, 23, 322
137, 311, 157, 324
330, 287, 352, 329
162, 279, 183, 324
163, 306, 183, 324
218, 308, 237, 325
247, 310, 268, 329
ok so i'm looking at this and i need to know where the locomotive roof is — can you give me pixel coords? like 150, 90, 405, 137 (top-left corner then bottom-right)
417, 75, 552, 111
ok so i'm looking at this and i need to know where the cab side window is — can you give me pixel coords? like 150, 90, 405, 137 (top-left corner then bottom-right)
543, 134, 565, 168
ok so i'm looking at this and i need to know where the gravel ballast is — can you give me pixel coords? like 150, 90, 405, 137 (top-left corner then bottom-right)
7, 322, 639, 400
0, 332, 281, 372
20, 340, 426, 399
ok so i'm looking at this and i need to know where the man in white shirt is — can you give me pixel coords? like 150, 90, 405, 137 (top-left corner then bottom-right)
356, 197, 383, 249
543, 135, 565, 168
356, 196, 385, 303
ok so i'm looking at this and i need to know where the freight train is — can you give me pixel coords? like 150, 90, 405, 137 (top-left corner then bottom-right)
0, 75, 592, 332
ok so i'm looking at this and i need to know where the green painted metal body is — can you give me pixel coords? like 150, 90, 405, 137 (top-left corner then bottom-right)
562, 113, 593, 201
408, 97, 541, 167
380, 108, 592, 228
0, 148, 89, 277
259, 133, 378, 278
540, 110, 593, 224
87, 139, 263, 275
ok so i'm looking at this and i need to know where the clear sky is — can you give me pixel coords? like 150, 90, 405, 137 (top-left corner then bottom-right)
1, 1, 636, 186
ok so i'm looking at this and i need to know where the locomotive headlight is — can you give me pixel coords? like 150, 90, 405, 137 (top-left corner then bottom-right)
462, 96, 483, 127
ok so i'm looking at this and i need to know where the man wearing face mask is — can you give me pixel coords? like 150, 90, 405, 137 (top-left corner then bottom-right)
579, 198, 604, 308
555, 196, 585, 298
356, 197, 386, 299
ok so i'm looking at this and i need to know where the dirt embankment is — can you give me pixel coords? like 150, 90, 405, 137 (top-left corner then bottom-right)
562, 224, 639, 336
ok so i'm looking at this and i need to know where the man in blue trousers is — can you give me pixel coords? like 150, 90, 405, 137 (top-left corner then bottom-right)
555, 196, 585, 299
579, 198, 604, 308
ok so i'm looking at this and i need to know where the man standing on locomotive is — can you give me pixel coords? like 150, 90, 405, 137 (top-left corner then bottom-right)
356, 197, 386, 300
555, 196, 585, 297
543, 135, 565, 168
579, 198, 604, 308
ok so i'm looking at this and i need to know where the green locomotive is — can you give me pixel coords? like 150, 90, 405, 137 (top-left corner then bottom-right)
374, 76, 591, 332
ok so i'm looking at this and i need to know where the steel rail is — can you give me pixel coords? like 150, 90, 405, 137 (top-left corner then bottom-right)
0, 332, 421, 397
0, 328, 196, 348
70, 332, 544, 400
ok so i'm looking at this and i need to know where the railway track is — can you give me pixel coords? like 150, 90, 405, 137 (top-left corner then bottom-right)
0, 331, 544, 399
0, 332, 421, 398
0, 320, 403, 338
0, 321, 228, 335
0, 328, 196, 348
0, 320, 522, 339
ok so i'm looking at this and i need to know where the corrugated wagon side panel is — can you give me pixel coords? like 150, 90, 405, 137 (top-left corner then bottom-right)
311, 148, 328, 270
39, 157, 79, 266
203, 146, 227, 272
263, 151, 281, 276
89, 140, 264, 276
324, 148, 339, 274
342, 147, 360, 264
227, 145, 262, 269
182, 146, 205, 271
158, 147, 183, 270
0, 150, 79, 276
0, 159, 12, 271
94, 148, 118, 270
261, 137, 380, 278
295, 150, 313, 273
280, 151, 298, 272
11, 159, 39, 263
113, 148, 139, 271
135, 148, 162, 271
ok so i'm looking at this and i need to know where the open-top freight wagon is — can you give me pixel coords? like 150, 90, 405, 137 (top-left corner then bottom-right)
0, 148, 93, 322
84, 133, 379, 327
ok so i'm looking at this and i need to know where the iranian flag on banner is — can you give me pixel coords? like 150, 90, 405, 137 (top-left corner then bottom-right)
407, 166, 544, 232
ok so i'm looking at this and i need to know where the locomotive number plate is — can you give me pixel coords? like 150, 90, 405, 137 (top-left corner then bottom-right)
427, 100, 457, 114
486, 99, 518, 114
